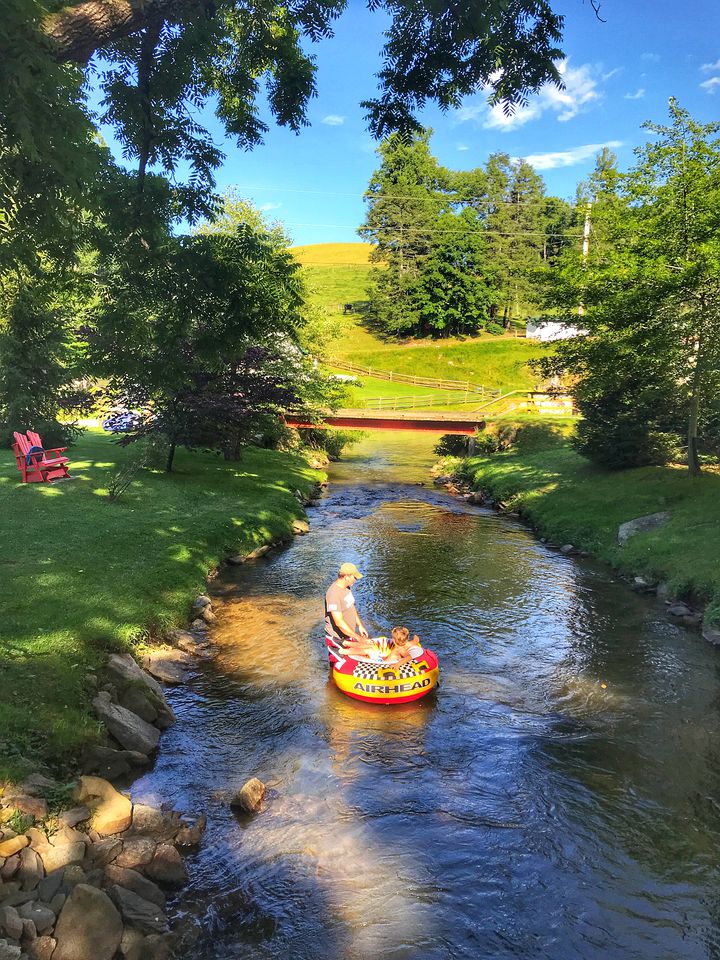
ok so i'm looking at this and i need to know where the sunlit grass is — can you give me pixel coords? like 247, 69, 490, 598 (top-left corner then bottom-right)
0, 430, 322, 782
462, 445, 720, 624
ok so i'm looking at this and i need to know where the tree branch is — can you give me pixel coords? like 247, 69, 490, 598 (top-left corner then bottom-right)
589, 0, 606, 23
43, 0, 207, 64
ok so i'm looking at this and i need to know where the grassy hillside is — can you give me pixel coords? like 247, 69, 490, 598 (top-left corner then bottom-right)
292, 242, 374, 318
293, 242, 549, 395
332, 337, 547, 393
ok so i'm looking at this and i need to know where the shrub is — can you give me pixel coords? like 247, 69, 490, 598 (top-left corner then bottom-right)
434, 434, 470, 456
573, 419, 678, 470
298, 427, 361, 461
485, 322, 505, 336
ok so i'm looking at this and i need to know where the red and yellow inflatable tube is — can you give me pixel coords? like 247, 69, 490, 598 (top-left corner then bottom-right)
331, 649, 439, 704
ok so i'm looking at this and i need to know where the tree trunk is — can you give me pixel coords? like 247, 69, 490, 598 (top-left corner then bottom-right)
165, 441, 176, 473
687, 379, 701, 477
687, 335, 703, 477
43, 0, 203, 64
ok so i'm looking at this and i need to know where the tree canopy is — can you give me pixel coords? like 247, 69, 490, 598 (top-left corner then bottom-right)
359, 131, 572, 337
540, 101, 720, 474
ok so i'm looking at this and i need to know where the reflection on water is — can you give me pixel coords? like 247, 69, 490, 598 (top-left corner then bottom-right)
133, 432, 720, 959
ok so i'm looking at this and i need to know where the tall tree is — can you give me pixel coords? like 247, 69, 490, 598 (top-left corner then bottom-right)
359, 131, 449, 334
542, 105, 720, 474
486, 158, 548, 325
408, 209, 496, 338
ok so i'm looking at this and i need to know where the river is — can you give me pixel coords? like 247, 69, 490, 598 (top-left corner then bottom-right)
133, 431, 720, 959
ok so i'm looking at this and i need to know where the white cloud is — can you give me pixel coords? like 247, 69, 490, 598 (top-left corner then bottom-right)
321, 114, 345, 126
602, 67, 622, 82
259, 202, 282, 212
522, 140, 623, 171
700, 76, 720, 93
701, 59, 720, 72
458, 60, 604, 132
641, 52, 660, 63
624, 88, 645, 100
456, 143, 470, 151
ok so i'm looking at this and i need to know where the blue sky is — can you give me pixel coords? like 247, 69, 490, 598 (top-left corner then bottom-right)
97, 0, 720, 246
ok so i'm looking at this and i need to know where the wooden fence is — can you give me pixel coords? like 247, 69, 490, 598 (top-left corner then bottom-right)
329, 360, 500, 397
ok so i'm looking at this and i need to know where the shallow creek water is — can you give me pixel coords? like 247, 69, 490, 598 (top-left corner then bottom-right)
134, 431, 720, 959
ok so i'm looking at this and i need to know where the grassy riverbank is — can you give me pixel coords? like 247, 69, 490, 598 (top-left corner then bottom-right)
454, 442, 720, 625
0, 430, 322, 783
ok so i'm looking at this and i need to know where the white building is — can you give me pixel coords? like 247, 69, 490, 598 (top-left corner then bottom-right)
525, 319, 586, 342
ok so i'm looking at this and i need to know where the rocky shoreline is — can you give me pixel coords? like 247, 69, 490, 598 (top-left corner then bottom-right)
432, 467, 720, 648
0, 478, 324, 960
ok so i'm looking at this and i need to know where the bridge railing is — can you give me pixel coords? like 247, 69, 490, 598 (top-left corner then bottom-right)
364, 393, 485, 410
328, 360, 500, 396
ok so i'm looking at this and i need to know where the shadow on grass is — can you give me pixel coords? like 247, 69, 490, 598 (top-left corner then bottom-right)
0, 432, 321, 780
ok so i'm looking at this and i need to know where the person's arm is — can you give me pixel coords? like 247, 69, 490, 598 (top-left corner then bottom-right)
330, 610, 364, 642
355, 611, 369, 638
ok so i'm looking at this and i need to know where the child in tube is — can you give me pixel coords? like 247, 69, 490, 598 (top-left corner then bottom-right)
339, 626, 423, 663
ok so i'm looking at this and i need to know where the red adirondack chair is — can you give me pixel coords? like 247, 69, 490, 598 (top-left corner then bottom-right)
12, 431, 72, 483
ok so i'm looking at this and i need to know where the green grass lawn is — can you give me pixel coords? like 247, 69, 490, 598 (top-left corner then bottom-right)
0, 430, 322, 782
332, 336, 548, 393
459, 444, 720, 623
327, 371, 478, 409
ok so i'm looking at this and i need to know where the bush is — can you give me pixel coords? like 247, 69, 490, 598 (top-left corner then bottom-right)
446, 421, 574, 458
485, 322, 505, 336
434, 434, 470, 456
574, 419, 678, 470
298, 427, 361, 461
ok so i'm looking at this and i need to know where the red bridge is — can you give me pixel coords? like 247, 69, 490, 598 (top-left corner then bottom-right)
285, 409, 485, 436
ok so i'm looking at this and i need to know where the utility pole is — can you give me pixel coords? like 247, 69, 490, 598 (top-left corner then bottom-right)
578, 201, 592, 318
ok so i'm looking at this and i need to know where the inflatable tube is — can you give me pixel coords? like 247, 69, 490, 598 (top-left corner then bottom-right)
331, 647, 439, 705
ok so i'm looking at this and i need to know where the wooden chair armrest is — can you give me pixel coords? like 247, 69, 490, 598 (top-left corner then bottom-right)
44, 447, 67, 455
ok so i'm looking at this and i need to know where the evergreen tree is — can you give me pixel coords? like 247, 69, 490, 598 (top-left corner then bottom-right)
359, 131, 449, 335
486, 158, 547, 325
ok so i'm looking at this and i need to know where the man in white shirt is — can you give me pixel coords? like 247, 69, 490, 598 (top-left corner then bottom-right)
324, 562, 369, 660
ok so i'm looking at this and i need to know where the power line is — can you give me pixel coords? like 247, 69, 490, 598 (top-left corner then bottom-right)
283, 221, 582, 238
229, 183, 576, 207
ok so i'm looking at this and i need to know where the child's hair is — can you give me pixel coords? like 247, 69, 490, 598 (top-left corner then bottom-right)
391, 626, 410, 646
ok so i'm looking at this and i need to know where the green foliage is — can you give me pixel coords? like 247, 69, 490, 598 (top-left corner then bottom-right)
542, 103, 720, 475
0, 273, 93, 446
0, 0, 99, 273
434, 434, 471, 457
360, 134, 572, 338
298, 427, 360, 461
6, 810, 34, 834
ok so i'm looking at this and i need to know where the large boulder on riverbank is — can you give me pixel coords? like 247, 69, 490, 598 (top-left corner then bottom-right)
142, 649, 190, 686
617, 511, 669, 545
105, 655, 175, 728
92, 694, 160, 757
75, 777, 132, 836
53, 884, 122, 960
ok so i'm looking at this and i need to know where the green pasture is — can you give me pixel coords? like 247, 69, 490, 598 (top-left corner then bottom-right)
328, 371, 479, 409
459, 444, 720, 624
332, 336, 547, 393
292, 243, 549, 395
0, 430, 321, 782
